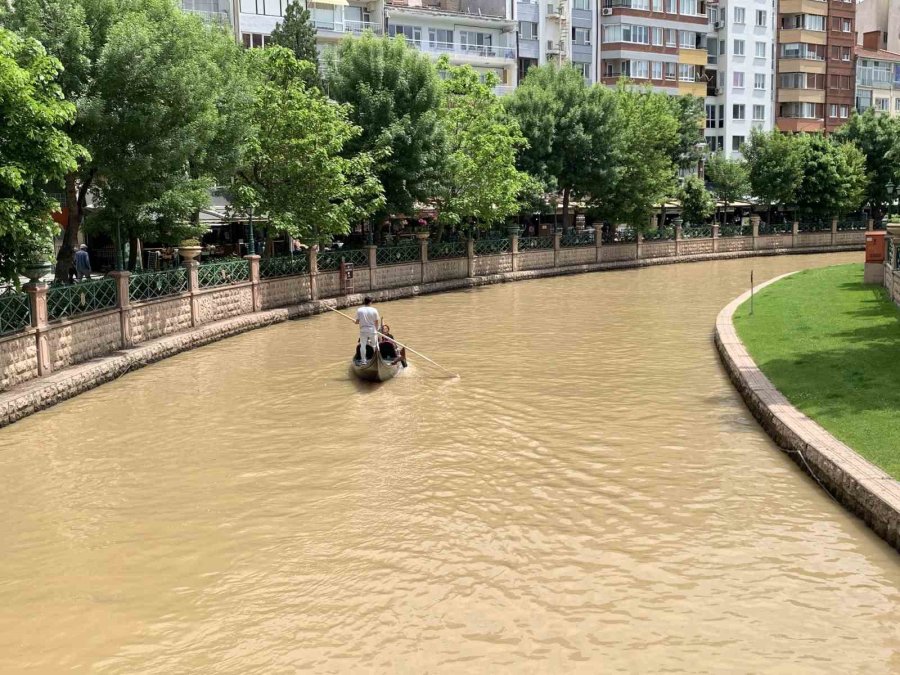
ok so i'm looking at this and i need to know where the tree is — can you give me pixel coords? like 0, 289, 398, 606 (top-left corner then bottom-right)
678, 175, 715, 227
233, 47, 383, 244
793, 134, 868, 220
598, 84, 679, 229
324, 33, 445, 220
742, 129, 803, 224
430, 60, 530, 234
0, 27, 84, 285
505, 64, 620, 228
833, 109, 900, 221
268, 1, 320, 90
705, 153, 749, 226
668, 95, 705, 169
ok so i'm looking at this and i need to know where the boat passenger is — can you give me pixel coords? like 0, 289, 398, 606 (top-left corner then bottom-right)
354, 296, 379, 363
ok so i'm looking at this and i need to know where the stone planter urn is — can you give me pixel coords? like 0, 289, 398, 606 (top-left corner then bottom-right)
22, 260, 52, 284
415, 231, 430, 241
886, 224, 900, 238
177, 244, 202, 261
507, 224, 520, 236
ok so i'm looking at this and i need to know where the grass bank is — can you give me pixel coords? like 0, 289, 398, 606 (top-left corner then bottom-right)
734, 263, 900, 479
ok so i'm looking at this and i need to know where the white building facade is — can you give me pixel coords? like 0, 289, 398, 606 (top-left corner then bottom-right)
703, 0, 775, 157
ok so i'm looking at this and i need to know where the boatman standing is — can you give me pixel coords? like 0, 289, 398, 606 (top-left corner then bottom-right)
355, 296, 380, 363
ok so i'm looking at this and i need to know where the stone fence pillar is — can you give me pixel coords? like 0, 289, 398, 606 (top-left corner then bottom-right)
366, 245, 377, 291
792, 221, 800, 248
553, 231, 562, 267
245, 254, 261, 312
417, 233, 429, 284
308, 245, 318, 301
510, 228, 519, 272
867, 218, 875, 232
108, 270, 132, 348
831, 216, 838, 245
751, 215, 760, 250
636, 229, 644, 259
594, 226, 602, 263
712, 223, 720, 253
466, 238, 475, 278
23, 282, 51, 376
184, 260, 200, 328
674, 219, 682, 256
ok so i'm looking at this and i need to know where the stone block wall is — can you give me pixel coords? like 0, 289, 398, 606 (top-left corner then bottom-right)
756, 235, 790, 250
374, 263, 421, 290
678, 239, 715, 256
558, 247, 596, 266
798, 232, 831, 247
642, 241, 676, 259
0, 333, 38, 391
425, 258, 467, 283
473, 254, 513, 276
258, 276, 311, 310
602, 243, 637, 262
129, 296, 192, 343
46, 311, 121, 371
518, 249, 554, 270
317, 271, 342, 298
197, 285, 253, 324
718, 237, 752, 253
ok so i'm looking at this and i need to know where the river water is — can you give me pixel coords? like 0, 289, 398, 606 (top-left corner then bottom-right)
0, 252, 897, 673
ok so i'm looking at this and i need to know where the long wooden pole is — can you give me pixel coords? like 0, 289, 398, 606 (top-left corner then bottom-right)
322, 303, 459, 378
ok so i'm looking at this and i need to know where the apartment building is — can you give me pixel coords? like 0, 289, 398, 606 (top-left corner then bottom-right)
234, 0, 519, 89
855, 31, 900, 117
856, 0, 900, 54
775, 0, 856, 133
704, 0, 775, 156
516, 1, 598, 82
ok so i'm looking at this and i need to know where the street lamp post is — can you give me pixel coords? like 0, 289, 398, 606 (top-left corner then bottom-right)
247, 206, 255, 256
115, 218, 124, 272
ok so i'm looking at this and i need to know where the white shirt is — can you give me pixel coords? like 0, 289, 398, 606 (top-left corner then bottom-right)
357, 306, 380, 334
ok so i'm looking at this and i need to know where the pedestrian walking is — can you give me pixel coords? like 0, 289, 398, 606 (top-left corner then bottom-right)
74, 244, 92, 281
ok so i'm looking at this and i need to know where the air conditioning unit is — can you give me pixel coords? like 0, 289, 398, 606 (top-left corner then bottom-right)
601, 7, 613, 15
547, 39, 557, 51
714, 20, 725, 29
715, 87, 724, 95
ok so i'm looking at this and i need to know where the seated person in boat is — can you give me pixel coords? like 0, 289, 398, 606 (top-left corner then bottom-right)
378, 324, 407, 366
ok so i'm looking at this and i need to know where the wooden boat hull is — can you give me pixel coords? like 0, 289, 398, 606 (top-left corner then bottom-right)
351, 348, 403, 382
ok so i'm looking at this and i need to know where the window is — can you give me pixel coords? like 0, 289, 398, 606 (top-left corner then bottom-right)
876, 97, 890, 111
603, 24, 648, 44
241, 0, 283, 16
732, 135, 745, 151
429, 28, 454, 48
752, 105, 765, 121
681, 0, 697, 15
241, 32, 269, 48
718, 104, 724, 127
678, 64, 696, 81
631, 60, 649, 79
842, 19, 851, 33
573, 61, 589, 78
896, 98, 900, 112
389, 25, 422, 44
652, 61, 663, 79
719, 40, 725, 55
734, 39, 744, 56
519, 22, 537, 40
754, 73, 765, 89
840, 105, 849, 118
706, 104, 716, 128
734, 6, 745, 23
632, 0, 649, 8
652, 0, 661, 10
829, 104, 838, 118
460, 30, 491, 52
666, 29, 677, 46
573, 27, 591, 45
679, 30, 694, 48
733, 71, 744, 88
755, 10, 766, 27
780, 42, 825, 61
780, 102, 823, 119
665, 0, 676, 13
651, 27, 663, 46
829, 74, 851, 90
664, 62, 676, 80
732, 104, 745, 120
573, 0, 589, 8
755, 41, 766, 58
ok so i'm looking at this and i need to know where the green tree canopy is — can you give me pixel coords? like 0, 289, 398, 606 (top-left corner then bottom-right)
678, 175, 715, 227
431, 60, 530, 234
705, 153, 749, 224
269, 1, 320, 89
234, 47, 383, 244
794, 134, 868, 220
741, 129, 803, 222
667, 95, 705, 169
324, 33, 445, 219
598, 84, 679, 229
833, 109, 900, 221
505, 64, 620, 227
0, 27, 84, 285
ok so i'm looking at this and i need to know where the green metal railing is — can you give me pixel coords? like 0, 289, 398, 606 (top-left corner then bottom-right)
376, 244, 421, 266
837, 217, 867, 231
47, 277, 118, 322
681, 226, 712, 239
259, 254, 309, 278
719, 224, 749, 237
129, 268, 187, 302
317, 249, 368, 271
428, 241, 466, 259
757, 222, 792, 235
473, 238, 510, 255
518, 236, 554, 249
560, 231, 595, 247
198, 259, 250, 288
614, 227, 637, 243
642, 227, 675, 241
0, 287, 31, 336
798, 220, 831, 232
888, 238, 895, 268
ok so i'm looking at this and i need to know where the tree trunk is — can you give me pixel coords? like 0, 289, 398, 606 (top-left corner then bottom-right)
55, 172, 80, 283
562, 187, 571, 232
128, 235, 138, 271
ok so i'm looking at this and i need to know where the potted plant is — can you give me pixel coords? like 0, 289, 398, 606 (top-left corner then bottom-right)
178, 238, 202, 261
415, 218, 430, 240
22, 259, 52, 284
886, 215, 900, 238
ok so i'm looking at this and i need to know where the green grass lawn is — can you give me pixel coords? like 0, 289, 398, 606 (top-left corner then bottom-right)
734, 263, 900, 479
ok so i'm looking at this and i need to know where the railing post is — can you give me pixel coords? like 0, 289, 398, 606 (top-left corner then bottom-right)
553, 231, 561, 267
108, 270, 132, 348
867, 217, 875, 232
308, 245, 319, 301
244, 254, 261, 312
792, 220, 800, 248
23, 282, 51, 376
674, 218, 683, 256
594, 226, 602, 263
751, 215, 760, 250
831, 216, 838, 245
712, 223, 720, 253
184, 260, 200, 328
466, 237, 475, 278
366, 244, 377, 291
509, 227, 519, 272
417, 232, 429, 284
636, 229, 643, 259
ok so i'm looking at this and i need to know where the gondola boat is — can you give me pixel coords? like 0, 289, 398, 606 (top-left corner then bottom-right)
351, 344, 404, 383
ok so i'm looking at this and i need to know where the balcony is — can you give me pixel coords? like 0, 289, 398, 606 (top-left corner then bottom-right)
313, 20, 383, 35
410, 39, 516, 60
386, 0, 507, 19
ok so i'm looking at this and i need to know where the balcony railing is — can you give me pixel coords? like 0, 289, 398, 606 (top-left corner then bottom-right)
312, 20, 383, 34
415, 40, 516, 59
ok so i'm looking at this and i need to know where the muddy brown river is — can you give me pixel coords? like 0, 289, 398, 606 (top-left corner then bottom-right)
0, 252, 898, 673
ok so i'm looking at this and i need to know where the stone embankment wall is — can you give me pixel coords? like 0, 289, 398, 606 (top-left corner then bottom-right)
716, 274, 900, 552
1, 220, 866, 408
